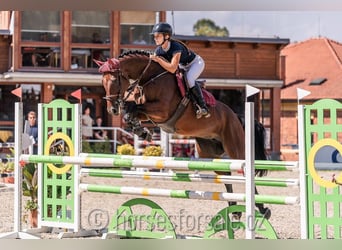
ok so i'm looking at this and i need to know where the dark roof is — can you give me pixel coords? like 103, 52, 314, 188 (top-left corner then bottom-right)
173, 34, 290, 45
281, 37, 342, 100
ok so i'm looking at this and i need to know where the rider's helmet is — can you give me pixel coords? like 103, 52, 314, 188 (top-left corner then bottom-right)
151, 22, 173, 36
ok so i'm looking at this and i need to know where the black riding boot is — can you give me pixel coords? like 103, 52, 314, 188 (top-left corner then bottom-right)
190, 84, 210, 119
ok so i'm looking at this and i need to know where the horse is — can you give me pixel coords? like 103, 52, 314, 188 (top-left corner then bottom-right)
95, 50, 270, 219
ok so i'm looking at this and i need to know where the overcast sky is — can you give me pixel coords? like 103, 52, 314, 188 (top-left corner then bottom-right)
166, 11, 342, 43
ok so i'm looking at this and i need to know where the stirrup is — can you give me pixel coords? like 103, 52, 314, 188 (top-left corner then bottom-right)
196, 108, 210, 119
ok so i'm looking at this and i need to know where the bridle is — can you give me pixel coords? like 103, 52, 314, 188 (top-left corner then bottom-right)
102, 69, 124, 115
103, 57, 168, 115
103, 58, 152, 104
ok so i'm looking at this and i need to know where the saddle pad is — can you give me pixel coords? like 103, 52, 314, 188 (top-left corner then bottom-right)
202, 89, 216, 107
176, 73, 216, 107
176, 73, 186, 97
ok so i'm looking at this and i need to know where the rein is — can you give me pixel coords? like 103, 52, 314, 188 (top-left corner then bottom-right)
122, 58, 168, 101
102, 55, 170, 123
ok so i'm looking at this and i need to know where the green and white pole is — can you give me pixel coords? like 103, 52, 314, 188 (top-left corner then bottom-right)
81, 168, 299, 187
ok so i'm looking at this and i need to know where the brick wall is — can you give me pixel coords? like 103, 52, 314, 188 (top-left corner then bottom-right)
0, 36, 10, 73
280, 109, 299, 161
189, 41, 280, 80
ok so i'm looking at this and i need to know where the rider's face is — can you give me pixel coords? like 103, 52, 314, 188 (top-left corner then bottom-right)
153, 33, 164, 46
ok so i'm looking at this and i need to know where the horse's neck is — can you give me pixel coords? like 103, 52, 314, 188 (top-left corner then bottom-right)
119, 55, 143, 74
120, 57, 179, 112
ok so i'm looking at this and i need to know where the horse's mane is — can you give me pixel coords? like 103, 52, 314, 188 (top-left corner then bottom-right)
119, 50, 151, 60
96, 50, 151, 73
118, 50, 166, 75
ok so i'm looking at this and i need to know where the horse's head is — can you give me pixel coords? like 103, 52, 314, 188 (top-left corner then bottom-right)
94, 58, 129, 115
95, 51, 158, 116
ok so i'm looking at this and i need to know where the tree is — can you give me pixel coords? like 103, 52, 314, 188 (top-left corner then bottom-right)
193, 18, 229, 37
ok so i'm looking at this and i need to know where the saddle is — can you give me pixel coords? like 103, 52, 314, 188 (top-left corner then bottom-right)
176, 70, 216, 107
158, 70, 216, 133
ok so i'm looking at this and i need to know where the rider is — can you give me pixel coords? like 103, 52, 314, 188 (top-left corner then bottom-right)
149, 22, 210, 119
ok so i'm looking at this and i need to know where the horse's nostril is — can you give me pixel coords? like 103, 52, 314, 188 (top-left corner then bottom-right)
112, 107, 118, 115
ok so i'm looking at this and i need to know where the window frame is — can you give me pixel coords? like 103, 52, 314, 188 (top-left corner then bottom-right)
18, 11, 63, 70
69, 11, 112, 71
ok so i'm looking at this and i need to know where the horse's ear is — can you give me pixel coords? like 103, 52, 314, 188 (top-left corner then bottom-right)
107, 58, 114, 65
93, 59, 104, 67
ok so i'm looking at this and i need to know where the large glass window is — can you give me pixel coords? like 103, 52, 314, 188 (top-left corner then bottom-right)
71, 11, 110, 43
21, 47, 60, 67
71, 11, 110, 69
120, 11, 155, 45
20, 11, 61, 68
21, 11, 61, 42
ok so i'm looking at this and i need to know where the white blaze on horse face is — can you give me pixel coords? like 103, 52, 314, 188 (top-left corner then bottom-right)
102, 75, 114, 114
102, 75, 111, 97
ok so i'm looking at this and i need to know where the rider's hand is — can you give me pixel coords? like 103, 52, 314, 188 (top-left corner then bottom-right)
150, 54, 159, 62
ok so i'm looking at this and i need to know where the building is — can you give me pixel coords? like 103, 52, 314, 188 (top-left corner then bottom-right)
0, 11, 289, 157
280, 37, 342, 160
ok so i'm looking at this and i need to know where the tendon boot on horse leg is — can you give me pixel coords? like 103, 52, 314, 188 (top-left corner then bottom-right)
190, 83, 210, 119
124, 101, 152, 142
127, 117, 152, 142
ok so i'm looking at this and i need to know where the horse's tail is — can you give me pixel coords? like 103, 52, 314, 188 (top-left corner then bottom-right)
237, 115, 268, 177
254, 120, 268, 177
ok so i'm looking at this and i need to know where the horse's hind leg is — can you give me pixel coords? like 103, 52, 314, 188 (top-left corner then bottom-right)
224, 182, 242, 220
195, 138, 243, 220
255, 187, 271, 219
254, 121, 271, 219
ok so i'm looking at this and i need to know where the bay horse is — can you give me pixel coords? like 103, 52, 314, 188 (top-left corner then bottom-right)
95, 50, 270, 219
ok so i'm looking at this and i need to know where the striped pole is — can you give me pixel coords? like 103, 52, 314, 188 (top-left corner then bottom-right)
80, 153, 299, 171
79, 183, 299, 205
21, 154, 298, 172
20, 154, 245, 172
81, 168, 299, 187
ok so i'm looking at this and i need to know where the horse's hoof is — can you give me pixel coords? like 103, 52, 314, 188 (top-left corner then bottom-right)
231, 212, 242, 221
259, 207, 271, 220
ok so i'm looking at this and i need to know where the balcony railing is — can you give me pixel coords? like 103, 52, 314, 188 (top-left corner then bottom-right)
82, 126, 133, 153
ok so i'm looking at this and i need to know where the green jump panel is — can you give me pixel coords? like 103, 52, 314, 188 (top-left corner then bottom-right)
203, 205, 277, 239
40, 99, 79, 230
107, 198, 177, 239
304, 99, 342, 239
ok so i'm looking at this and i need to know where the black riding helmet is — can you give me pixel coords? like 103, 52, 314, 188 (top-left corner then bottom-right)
150, 22, 173, 36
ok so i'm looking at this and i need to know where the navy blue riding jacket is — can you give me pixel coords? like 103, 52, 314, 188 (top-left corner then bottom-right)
154, 40, 196, 66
